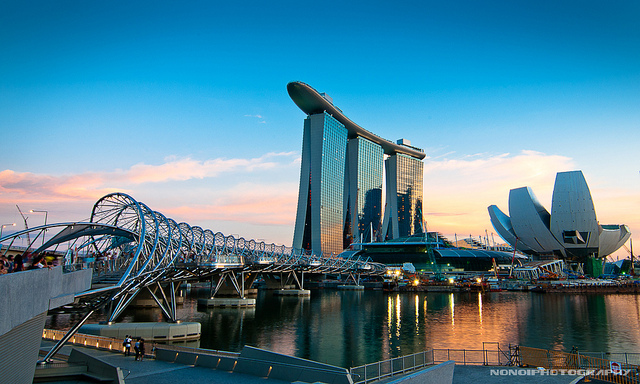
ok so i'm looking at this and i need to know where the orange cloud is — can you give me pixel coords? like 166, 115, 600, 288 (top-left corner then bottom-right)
126, 152, 297, 184
160, 183, 298, 226
0, 152, 299, 201
0, 154, 300, 242
0, 170, 117, 202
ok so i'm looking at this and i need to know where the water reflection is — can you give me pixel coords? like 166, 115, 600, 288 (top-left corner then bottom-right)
478, 292, 483, 324
450, 292, 455, 326
414, 295, 419, 331
45, 289, 640, 368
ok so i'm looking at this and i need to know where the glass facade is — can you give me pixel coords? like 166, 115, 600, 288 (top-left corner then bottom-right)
395, 154, 424, 236
383, 153, 424, 239
318, 113, 348, 255
348, 137, 383, 244
294, 112, 348, 256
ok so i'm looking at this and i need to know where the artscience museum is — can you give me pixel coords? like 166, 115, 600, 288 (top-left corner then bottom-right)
488, 170, 630, 266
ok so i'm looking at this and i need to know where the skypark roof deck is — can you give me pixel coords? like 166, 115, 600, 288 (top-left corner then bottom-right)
287, 81, 426, 159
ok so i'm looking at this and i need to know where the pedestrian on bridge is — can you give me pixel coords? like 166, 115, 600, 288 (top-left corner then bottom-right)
139, 338, 146, 361
134, 338, 141, 360
123, 335, 132, 356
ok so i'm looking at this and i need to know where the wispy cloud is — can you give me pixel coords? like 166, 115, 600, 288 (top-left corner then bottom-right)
0, 152, 299, 226
244, 114, 266, 124
0, 152, 299, 199
0, 170, 121, 202
125, 152, 296, 183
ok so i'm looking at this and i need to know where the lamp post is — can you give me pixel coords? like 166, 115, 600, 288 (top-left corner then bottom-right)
1, 223, 16, 238
30, 210, 48, 245
30, 209, 48, 226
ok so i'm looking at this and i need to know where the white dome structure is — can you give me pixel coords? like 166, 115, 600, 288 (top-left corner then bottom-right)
488, 170, 630, 261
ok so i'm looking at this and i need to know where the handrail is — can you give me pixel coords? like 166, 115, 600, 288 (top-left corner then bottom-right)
154, 344, 239, 358
350, 350, 434, 384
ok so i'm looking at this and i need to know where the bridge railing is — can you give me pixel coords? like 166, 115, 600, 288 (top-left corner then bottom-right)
42, 329, 125, 354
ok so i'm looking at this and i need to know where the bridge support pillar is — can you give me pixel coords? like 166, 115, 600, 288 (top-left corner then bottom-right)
273, 289, 310, 296
146, 281, 181, 322
207, 270, 257, 299
337, 273, 364, 290
197, 297, 256, 307
262, 271, 306, 290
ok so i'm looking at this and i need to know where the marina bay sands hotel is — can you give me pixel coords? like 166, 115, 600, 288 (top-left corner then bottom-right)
288, 82, 425, 256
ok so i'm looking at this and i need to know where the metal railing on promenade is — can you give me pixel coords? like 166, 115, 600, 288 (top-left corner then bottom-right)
520, 346, 640, 384
349, 350, 434, 384
153, 343, 240, 358
578, 352, 640, 366
432, 346, 510, 366
349, 343, 516, 384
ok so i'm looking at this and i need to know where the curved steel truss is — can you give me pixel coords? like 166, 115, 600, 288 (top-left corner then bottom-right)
85, 193, 385, 279
1, 193, 386, 311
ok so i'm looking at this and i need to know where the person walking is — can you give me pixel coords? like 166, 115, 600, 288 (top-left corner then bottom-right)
123, 335, 132, 356
139, 338, 146, 361
134, 338, 141, 361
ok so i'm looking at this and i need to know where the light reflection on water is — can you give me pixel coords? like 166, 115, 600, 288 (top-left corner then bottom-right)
46, 289, 640, 368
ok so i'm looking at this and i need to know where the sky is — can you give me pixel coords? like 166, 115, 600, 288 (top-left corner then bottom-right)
1, 0, 638, 259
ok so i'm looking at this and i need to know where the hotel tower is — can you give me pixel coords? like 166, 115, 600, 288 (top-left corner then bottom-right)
288, 82, 425, 256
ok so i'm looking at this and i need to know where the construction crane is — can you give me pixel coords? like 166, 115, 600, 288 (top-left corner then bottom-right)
622, 239, 635, 276
427, 248, 443, 281
16, 205, 31, 247
417, 205, 443, 281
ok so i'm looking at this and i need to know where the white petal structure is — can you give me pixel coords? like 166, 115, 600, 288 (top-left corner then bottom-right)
550, 171, 600, 259
509, 187, 564, 254
488, 170, 631, 260
487, 204, 534, 253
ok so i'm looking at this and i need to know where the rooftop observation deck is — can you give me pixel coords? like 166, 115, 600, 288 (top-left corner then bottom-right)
287, 81, 426, 160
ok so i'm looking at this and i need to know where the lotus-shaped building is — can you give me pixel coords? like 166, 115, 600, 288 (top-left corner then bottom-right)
488, 170, 630, 261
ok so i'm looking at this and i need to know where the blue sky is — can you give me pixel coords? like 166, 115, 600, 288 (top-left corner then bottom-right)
1, 1, 639, 257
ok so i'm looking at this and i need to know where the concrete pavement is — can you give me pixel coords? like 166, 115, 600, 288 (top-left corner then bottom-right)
39, 341, 288, 384
40, 341, 584, 384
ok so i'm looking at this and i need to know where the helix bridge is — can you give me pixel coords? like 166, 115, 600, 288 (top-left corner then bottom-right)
0, 192, 386, 327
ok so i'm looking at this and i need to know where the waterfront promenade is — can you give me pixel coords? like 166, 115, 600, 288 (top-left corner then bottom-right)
38, 340, 583, 384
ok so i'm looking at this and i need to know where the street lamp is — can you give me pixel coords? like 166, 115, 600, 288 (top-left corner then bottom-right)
30, 210, 48, 245
30, 209, 48, 226
1, 223, 16, 238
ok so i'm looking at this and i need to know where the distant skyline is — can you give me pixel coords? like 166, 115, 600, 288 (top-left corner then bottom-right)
1, 1, 638, 259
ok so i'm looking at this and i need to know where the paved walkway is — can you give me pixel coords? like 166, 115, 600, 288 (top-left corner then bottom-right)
39, 341, 288, 384
40, 341, 583, 384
